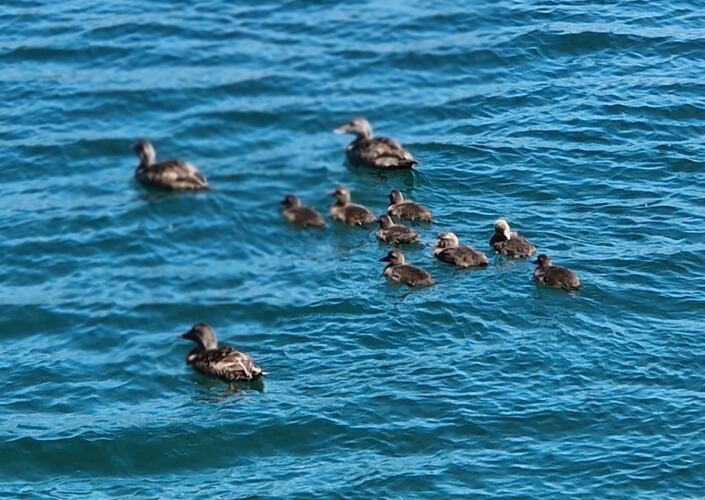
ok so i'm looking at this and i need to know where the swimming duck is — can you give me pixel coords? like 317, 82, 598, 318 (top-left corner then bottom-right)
180, 323, 265, 382
133, 139, 209, 190
281, 194, 325, 228
380, 250, 434, 287
434, 232, 489, 268
533, 254, 581, 291
334, 117, 417, 169
387, 190, 433, 222
490, 219, 536, 258
330, 186, 376, 226
376, 215, 420, 245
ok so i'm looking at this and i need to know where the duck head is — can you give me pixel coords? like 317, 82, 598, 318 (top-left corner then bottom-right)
389, 189, 404, 205
133, 138, 156, 166
534, 254, 551, 269
494, 219, 512, 241
378, 215, 394, 229
181, 322, 218, 351
282, 194, 301, 209
331, 186, 351, 206
436, 231, 460, 249
334, 117, 373, 140
380, 249, 406, 266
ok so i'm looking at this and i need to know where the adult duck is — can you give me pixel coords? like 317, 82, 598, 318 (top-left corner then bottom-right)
334, 117, 417, 169
133, 138, 208, 190
180, 323, 265, 382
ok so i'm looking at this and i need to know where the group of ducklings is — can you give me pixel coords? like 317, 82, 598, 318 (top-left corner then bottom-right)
132, 117, 580, 384
282, 187, 580, 291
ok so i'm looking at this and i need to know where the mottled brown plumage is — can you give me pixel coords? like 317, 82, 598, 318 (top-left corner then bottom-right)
533, 254, 581, 291
133, 139, 208, 190
181, 323, 265, 383
490, 219, 536, 258
387, 190, 433, 222
282, 195, 325, 228
376, 215, 420, 245
334, 118, 417, 169
380, 250, 434, 288
434, 232, 489, 268
330, 186, 376, 226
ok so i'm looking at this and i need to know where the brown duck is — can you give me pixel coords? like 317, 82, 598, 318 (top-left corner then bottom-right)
133, 139, 208, 190
533, 254, 581, 291
334, 117, 417, 169
376, 215, 420, 245
434, 232, 489, 268
490, 219, 536, 258
281, 194, 325, 228
181, 323, 265, 382
380, 250, 434, 287
387, 190, 433, 222
330, 186, 376, 226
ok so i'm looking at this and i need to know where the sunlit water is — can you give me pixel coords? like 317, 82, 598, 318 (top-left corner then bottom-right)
1, 1, 704, 497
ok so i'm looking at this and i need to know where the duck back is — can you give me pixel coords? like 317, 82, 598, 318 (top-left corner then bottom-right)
187, 346, 264, 382
136, 160, 208, 190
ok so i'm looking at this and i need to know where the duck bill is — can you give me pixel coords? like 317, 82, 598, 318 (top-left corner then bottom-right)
379, 256, 391, 262
180, 329, 195, 340
333, 125, 351, 134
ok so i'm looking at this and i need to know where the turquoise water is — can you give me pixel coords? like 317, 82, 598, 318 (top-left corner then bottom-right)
2, 0, 705, 497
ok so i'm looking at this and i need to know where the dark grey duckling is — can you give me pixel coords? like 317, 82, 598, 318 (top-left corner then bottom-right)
281, 194, 325, 228
490, 219, 536, 258
387, 190, 433, 222
434, 232, 489, 268
380, 250, 434, 287
376, 215, 420, 245
533, 254, 581, 291
330, 186, 376, 226
133, 138, 208, 190
334, 117, 417, 169
181, 323, 265, 382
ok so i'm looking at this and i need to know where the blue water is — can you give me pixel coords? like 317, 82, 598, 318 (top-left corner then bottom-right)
2, 1, 705, 497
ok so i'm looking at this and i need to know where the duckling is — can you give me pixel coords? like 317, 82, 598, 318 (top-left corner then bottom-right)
376, 215, 420, 245
533, 254, 581, 291
334, 117, 417, 169
387, 190, 433, 222
434, 232, 489, 268
380, 250, 434, 287
133, 139, 208, 190
180, 323, 265, 382
330, 186, 376, 226
281, 194, 325, 228
490, 219, 536, 258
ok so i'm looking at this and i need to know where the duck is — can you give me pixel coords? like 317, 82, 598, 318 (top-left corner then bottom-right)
330, 186, 376, 226
380, 250, 434, 287
281, 194, 325, 228
490, 219, 536, 258
133, 138, 209, 190
434, 232, 489, 268
376, 215, 420, 245
334, 117, 417, 169
180, 323, 265, 382
387, 190, 433, 222
533, 254, 581, 291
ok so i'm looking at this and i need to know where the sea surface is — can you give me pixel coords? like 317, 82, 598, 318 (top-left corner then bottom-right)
2, 0, 705, 497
